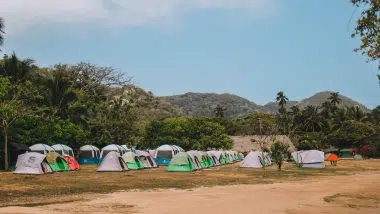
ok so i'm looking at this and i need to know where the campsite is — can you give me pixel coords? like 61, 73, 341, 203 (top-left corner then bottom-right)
1, 1, 380, 214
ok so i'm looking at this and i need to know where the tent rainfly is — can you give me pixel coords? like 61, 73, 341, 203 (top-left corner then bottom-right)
29, 144, 55, 154
122, 152, 144, 170
292, 150, 325, 168
97, 151, 128, 172
168, 152, 197, 172
14, 152, 52, 175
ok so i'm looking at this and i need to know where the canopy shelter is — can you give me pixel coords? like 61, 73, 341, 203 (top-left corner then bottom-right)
29, 144, 55, 155
292, 150, 325, 168
168, 152, 197, 172
63, 155, 80, 170
14, 152, 52, 175
78, 145, 100, 164
240, 151, 270, 168
0, 142, 30, 170
97, 151, 128, 172
135, 150, 158, 168
46, 152, 70, 172
52, 144, 74, 157
122, 152, 144, 170
154, 145, 182, 165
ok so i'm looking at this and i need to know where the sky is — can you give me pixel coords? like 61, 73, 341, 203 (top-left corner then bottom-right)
1, 0, 379, 108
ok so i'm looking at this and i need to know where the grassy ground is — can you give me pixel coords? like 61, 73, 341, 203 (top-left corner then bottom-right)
1, 160, 380, 207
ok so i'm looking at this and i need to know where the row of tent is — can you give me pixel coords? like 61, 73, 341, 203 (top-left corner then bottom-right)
14, 152, 80, 175
98, 151, 158, 171
167, 150, 245, 172
239, 150, 327, 169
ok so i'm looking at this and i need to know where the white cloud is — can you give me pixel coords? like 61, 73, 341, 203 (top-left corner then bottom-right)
0, 0, 275, 33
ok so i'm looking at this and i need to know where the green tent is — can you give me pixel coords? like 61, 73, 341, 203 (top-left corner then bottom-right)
46, 152, 70, 172
238, 153, 245, 161
219, 153, 228, 165
195, 152, 209, 168
168, 152, 197, 172
339, 149, 353, 158
122, 152, 144, 170
203, 152, 215, 167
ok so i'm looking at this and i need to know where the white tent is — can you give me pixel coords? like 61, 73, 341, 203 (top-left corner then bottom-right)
14, 152, 52, 175
292, 150, 325, 168
121, 145, 131, 152
29, 144, 55, 154
207, 151, 223, 164
240, 151, 269, 168
100, 144, 123, 158
79, 145, 100, 158
52, 144, 74, 157
135, 150, 158, 168
97, 151, 128, 172
187, 151, 202, 169
206, 151, 220, 166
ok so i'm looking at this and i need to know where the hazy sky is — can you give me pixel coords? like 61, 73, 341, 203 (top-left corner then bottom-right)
1, 0, 379, 108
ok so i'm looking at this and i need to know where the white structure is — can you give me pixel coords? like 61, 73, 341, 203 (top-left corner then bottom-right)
292, 150, 325, 168
207, 151, 220, 166
29, 144, 55, 154
79, 145, 100, 158
135, 150, 158, 168
97, 151, 128, 172
52, 144, 74, 157
240, 151, 270, 168
100, 144, 124, 158
14, 152, 52, 175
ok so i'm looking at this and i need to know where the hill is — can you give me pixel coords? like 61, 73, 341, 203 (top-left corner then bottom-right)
160, 91, 369, 118
160, 92, 262, 118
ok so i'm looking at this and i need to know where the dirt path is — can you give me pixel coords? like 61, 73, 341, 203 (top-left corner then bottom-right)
1, 172, 380, 214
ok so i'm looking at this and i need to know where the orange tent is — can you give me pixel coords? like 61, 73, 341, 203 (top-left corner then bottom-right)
63, 155, 80, 170
327, 154, 339, 162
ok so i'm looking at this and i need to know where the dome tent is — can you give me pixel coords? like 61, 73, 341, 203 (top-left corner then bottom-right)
154, 145, 182, 165
135, 150, 158, 168
168, 152, 197, 172
29, 144, 55, 155
52, 144, 74, 157
46, 152, 70, 172
240, 151, 270, 168
292, 150, 325, 168
100, 144, 123, 160
63, 155, 80, 170
208, 151, 227, 165
97, 151, 128, 172
186, 151, 202, 169
207, 151, 220, 166
78, 145, 100, 164
14, 152, 52, 175
122, 152, 144, 170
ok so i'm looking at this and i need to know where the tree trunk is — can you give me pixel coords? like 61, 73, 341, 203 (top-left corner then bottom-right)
278, 162, 282, 171
3, 119, 9, 170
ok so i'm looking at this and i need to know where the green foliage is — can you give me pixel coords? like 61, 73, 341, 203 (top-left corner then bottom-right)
144, 117, 233, 150
233, 112, 276, 135
327, 120, 375, 149
351, 0, 380, 69
270, 141, 290, 171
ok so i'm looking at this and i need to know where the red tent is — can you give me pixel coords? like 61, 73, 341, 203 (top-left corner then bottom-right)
327, 154, 339, 162
63, 155, 80, 170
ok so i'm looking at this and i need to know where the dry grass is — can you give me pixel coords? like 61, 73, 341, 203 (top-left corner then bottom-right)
1, 160, 380, 207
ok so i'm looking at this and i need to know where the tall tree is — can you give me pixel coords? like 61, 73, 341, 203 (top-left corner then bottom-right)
351, 0, 379, 83
276, 91, 289, 113
328, 92, 342, 106
0, 17, 4, 50
214, 104, 226, 118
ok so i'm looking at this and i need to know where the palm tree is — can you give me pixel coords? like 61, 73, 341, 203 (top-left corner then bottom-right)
276, 91, 289, 114
0, 17, 4, 50
328, 92, 342, 106
0, 53, 35, 82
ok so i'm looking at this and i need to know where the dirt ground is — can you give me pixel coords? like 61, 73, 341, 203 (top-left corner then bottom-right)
1, 160, 380, 214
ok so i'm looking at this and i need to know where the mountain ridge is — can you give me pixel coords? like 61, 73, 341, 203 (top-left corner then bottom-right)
159, 91, 370, 118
